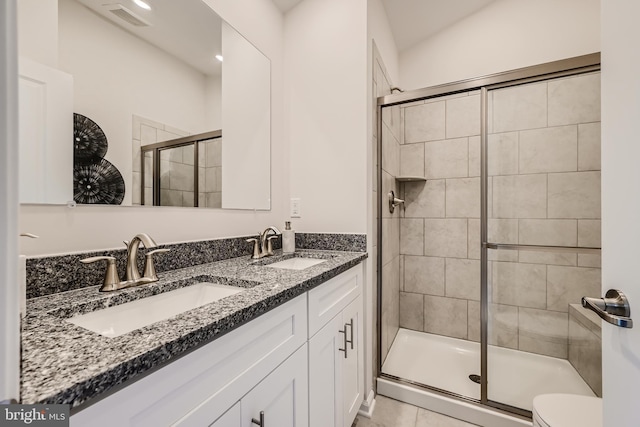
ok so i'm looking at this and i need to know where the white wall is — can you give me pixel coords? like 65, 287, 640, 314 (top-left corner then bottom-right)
601, 0, 640, 425
400, 0, 600, 90
17, 0, 58, 67
367, 0, 399, 87
221, 21, 271, 210
20, 0, 285, 256
284, 0, 368, 233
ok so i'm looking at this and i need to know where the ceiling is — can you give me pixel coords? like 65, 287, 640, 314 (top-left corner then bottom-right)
77, 0, 223, 76
381, 0, 496, 51
271, 0, 496, 52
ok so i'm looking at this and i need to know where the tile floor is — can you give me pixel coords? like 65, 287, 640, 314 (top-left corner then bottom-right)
353, 395, 479, 427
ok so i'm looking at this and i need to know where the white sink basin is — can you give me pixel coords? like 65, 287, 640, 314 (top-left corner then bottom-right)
68, 283, 243, 338
266, 257, 326, 270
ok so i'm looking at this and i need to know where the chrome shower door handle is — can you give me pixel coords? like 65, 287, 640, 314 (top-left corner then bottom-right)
582, 289, 633, 328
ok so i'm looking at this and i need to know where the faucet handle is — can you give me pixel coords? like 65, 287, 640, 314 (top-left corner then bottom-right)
80, 256, 121, 292
266, 235, 279, 255
142, 248, 170, 282
246, 238, 260, 259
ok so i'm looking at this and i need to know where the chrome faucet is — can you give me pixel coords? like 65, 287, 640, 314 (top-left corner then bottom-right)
247, 226, 281, 259
81, 233, 169, 292
124, 233, 158, 282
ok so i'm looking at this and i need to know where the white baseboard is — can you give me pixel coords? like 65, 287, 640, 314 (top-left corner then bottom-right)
357, 389, 376, 418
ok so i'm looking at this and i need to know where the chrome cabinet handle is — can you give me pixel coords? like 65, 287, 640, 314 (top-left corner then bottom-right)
582, 289, 633, 328
345, 318, 354, 350
251, 411, 265, 426
339, 326, 348, 358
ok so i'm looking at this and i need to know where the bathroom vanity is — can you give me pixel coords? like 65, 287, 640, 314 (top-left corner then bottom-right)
21, 247, 366, 427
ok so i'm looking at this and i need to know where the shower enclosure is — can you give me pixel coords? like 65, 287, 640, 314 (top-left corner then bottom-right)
376, 54, 602, 421
140, 130, 222, 208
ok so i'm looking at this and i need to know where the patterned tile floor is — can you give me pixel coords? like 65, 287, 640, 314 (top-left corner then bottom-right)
353, 396, 479, 427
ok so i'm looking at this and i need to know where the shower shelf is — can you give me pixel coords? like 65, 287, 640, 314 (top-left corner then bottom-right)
395, 176, 426, 182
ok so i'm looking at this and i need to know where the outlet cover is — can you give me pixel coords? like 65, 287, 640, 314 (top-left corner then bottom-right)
290, 198, 301, 218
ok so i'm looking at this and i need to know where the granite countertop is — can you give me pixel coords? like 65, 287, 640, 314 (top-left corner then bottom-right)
21, 249, 367, 409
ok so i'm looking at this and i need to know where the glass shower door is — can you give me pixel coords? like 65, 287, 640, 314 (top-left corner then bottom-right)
379, 89, 482, 401
485, 72, 602, 412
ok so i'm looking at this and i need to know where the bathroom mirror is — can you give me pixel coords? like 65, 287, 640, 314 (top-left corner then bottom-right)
17, 0, 271, 210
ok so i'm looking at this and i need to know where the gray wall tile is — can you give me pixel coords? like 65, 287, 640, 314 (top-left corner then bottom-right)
446, 178, 480, 218
547, 266, 601, 312
491, 261, 547, 309
424, 295, 468, 339
400, 218, 422, 255
519, 125, 578, 174
425, 138, 469, 179
404, 179, 445, 218
578, 122, 601, 171
424, 219, 467, 258
404, 101, 446, 143
519, 307, 568, 358
446, 95, 481, 138
400, 292, 424, 331
404, 255, 445, 296
548, 171, 601, 219
548, 73, 601, 126
445, 258, 480, 301
518, 219, 578, 246
492, 81, 547, 133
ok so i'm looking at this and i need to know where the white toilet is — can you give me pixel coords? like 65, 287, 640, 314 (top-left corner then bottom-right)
532, 394, 602, 427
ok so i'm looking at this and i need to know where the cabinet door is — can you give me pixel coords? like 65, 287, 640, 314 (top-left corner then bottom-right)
210, 402, 241, 427
342, 295, 363, 427
308, 314, 344, 427
241, 344, 308, 427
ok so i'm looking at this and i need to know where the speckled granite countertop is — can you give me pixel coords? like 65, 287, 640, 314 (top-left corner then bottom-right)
21, 249, 367, 409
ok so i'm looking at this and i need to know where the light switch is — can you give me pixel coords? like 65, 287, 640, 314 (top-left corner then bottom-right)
290, 198, 301, 218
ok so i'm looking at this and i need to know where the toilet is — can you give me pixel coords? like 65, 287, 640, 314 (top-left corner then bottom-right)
532, 394, 602, 427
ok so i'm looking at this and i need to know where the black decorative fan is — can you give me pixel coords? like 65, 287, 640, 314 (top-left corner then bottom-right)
73, 158, 125, 205
73, 113, 108, 164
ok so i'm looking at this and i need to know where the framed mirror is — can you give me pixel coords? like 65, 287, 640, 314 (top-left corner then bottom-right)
17, 0, 271, 210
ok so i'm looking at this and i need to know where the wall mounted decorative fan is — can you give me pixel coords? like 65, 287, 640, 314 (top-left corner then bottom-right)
73, 113, 108, 164
73, 158, 125, 205
73, 113, 125, 205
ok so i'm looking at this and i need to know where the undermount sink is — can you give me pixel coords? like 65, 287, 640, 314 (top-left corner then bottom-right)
67, 283, 243, 338
266, 257, 327, 270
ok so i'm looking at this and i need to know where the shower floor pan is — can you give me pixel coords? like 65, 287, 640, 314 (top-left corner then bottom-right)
381, 328, 595, 411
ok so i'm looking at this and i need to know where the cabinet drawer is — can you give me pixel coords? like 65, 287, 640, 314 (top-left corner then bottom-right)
71, 294, 307, 427
308, 265, 362, 337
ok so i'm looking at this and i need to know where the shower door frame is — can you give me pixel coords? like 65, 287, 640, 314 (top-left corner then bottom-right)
140, 129, 222, 207
376, 52, 601, 418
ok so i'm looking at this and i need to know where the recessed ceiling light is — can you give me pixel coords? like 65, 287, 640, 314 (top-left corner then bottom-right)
133, 0, 151, 10
215, 55, 223, 62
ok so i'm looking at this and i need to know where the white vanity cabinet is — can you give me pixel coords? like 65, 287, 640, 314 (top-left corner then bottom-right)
210, 344, 308, 427
70, 263, 364, 427
71, 294, 308, 427
308, 266, 364, 427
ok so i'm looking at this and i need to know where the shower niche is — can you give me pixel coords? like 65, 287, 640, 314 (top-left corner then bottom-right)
376, 54, 602, 420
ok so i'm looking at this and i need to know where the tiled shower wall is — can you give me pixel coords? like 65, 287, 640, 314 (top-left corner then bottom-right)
373, 43, 400, 367
395, 72, 601, 360
133, 115, 222, 208
132, 115, 190, 206
159, 145, 196, 207
198, 138, 222, 208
